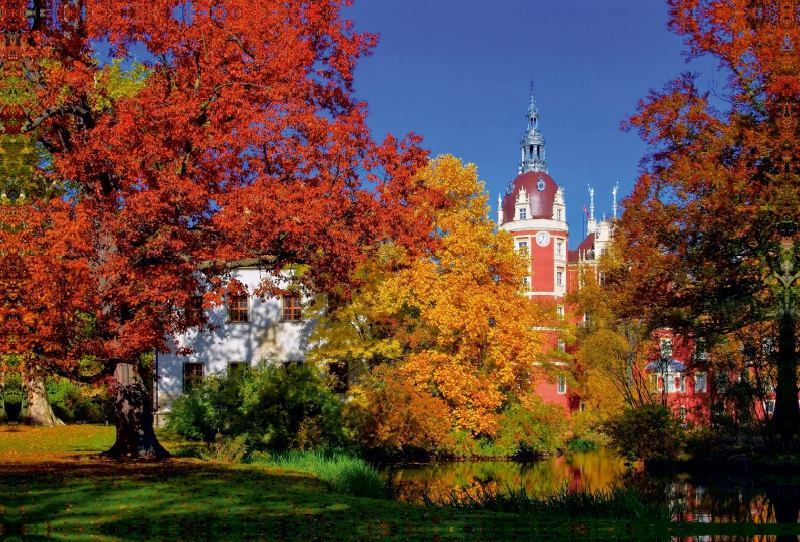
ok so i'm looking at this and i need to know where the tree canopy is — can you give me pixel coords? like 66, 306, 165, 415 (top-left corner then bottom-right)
0, 0, 435, 456
308, 155, 552, 450
615, 0, 800, 449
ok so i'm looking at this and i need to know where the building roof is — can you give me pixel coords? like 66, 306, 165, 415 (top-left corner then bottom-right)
501, 171, 559, 224
568, 234, 595, 263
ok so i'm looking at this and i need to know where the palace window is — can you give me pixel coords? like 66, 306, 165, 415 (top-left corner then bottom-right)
660, 337, 673, 358
557, 375, 567, 394
557, 209, 562, 221
695, 340, 708, 360
187, 295, 204, 321
556, 242, 563, 256
557, 305, 565, 319
227, 295, 249, 323
518, 241, 528, 253
694, 372, 707, 393
183, 362, 205, 392
558, 339, 565, 352
283, 295, 303, 321
556, 271, 563, 286
519, 208, 527, 220
667, 375, 685, 393
522, 276, 529, 290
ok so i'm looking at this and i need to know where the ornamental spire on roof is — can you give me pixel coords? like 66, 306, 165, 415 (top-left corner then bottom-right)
519, 81, 548, 174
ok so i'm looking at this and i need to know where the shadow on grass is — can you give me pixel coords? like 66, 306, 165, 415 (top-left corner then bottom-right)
2, 458, 538, 541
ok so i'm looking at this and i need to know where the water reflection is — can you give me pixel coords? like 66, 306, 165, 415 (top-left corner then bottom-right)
382, 448, 631, 504
381, 448, 800, 541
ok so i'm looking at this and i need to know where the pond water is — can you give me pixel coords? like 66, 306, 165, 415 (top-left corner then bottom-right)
382, 448, 631, 504
381, 448, 800, 539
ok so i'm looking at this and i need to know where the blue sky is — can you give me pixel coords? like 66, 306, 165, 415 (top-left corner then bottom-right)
343, 0, 722, 241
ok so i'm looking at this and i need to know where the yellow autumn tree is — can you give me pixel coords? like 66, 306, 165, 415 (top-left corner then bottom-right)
308, 155, 548, 448
568, 240, 656, 425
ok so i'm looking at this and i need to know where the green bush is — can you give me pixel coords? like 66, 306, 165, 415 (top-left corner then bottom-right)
249, 448, 388, 499
493, 402, 569, 456
603, 404, 684, 464
200, 434, 248, 464
566, 438, 598, 452
166, 361, 346, 451
46, 378, 113, 423
435, 402, 569, 459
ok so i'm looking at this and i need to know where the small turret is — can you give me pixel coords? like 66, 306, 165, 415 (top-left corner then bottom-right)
497, 193, 504, 224
519, 82, 548, 174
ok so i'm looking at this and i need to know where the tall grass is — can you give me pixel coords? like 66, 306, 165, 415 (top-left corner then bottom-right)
422, 484, 675, 521
248, 449, 389, 500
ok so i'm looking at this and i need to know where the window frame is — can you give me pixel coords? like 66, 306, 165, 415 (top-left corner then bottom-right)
660, 337, 673, 358
282, 295, 303, 322
694, 372, 707, 393
557, 374, 567, 394
187, 294, 204, 321
227, 294, 250, 323
183, 362, 205, 392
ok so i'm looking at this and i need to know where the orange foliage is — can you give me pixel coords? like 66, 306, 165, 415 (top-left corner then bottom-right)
350, 367, 453, 452
312, 155, 547, 443
0, 0, 434, 454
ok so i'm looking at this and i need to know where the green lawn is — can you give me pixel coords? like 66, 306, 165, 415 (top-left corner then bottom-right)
3, 426, 797, 541
0, 426, 528, 541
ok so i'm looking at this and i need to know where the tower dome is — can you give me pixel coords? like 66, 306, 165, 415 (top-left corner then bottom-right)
501, 171, 559, 224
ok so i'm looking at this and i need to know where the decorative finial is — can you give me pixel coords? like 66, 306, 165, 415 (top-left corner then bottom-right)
588, 184, 595, 220
612, 183, 619, 220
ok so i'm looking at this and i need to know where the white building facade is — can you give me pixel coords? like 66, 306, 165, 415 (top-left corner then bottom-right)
155, 266, 314, 422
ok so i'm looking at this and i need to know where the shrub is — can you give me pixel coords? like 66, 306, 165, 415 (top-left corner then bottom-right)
493, 401, 569, 456
46, 378, 113, 423
200, 434, 248, 464
347, 366, 453, 453
603, 404, 684, 464
166, 361, 346, 450
566, 438, 598, 452
249, 449, 388, 499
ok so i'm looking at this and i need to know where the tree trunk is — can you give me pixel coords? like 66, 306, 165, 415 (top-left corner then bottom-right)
104, 362, 169, 458
772, 313, 799, 451
21, 372, 64, 427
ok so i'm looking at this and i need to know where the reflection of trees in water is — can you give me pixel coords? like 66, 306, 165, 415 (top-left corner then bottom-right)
385, 449, 630, 503
387, 451, 800, 537
622, 468, 800, 535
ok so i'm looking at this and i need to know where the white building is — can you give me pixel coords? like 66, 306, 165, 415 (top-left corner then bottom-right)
155, 266, 314, 422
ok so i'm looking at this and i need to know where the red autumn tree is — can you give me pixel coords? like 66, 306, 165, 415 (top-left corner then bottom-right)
0, 0, 433, 456
616, 0, 800, 449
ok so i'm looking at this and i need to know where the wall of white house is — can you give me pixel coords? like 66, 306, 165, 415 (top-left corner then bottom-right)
155, 267, 315, 418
